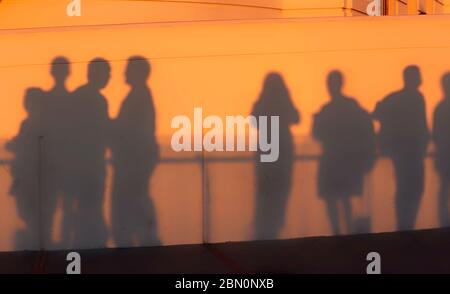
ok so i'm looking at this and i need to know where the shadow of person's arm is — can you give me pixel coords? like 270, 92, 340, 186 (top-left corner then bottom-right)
5, 137, 17, 152
418, 93, 430, 153
287, 100, 300, 125
6, 121, 28, 152
372, 100, 384, 122
312, 111, 323, 141
361, 109, 377, 173
106, 116, 117, 149
250, 99, 263, 128
432, 102, 443, 146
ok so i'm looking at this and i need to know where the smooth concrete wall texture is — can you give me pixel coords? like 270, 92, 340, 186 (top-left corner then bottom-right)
0, 2, 450, 251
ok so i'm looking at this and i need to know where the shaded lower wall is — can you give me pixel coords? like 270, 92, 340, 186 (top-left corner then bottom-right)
0, 15, 450, 251
0, 139, 442, 251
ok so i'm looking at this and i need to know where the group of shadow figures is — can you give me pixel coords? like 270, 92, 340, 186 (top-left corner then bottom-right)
8, 57, 450, 248
8, 56, 159, 249
254, 65, 450, 239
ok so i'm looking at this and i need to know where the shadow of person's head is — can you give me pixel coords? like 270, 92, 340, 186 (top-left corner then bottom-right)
403, 65, 422, 90
50, 56, 70, 86
87, 58, 111, 90
261, 72, 290, 101
441, 72, 450, 99
326, 70, 344, 99
125, 56, 151, 87
24, 87, 44, 119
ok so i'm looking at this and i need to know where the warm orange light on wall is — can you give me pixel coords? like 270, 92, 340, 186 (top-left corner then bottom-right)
1, 1, 450, 251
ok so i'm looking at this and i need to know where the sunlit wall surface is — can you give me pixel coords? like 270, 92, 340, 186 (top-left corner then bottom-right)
0, 0, 371, 29
1, 1, 450, 251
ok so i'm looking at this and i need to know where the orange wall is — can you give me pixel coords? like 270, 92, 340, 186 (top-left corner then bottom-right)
1, 9, 450, 250
1, 15, 450, 140
0, 0, 364, 31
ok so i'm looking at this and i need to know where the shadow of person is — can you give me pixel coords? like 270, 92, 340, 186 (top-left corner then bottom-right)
8, 56, 73, 250
313, 70, 375, 235
66, 58, 111, 248
6, 88, 45, 249
110, 56, 160, 247
43, 56, 74, 249
432, 72, 450, 227
373, 65, 429, 231
251, 72, 300, 240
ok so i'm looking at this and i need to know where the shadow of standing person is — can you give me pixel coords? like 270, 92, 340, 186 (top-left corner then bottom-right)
8, 57, 74, 250
313, 70, 376, 235
6, 88, 45, 249
111, 56, 160, 247
251, 72, 300, 240
373, 65, 429, 231
432, 72, 450, 227
68, 58, 110, 248
44, 57, 74, 249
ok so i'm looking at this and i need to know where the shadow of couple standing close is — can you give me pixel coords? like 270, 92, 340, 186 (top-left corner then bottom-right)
7, 56, 160, 249
251, 71, 375, 239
